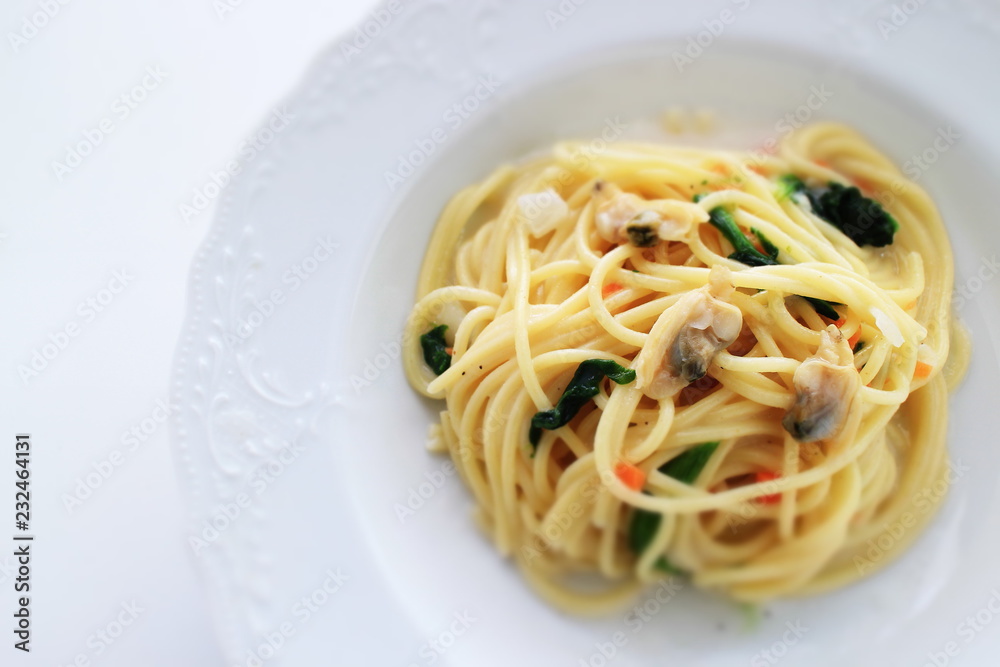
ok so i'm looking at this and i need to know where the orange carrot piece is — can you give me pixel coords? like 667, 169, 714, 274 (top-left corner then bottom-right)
854, 177, 876, 194
848, 330, 861, 350
755, 471, 781, 504
914, 361, 933, 378
602, 282, 623, 298
615, 462, 646, 491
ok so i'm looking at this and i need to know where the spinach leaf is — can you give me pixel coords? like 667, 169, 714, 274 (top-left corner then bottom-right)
706, 207, 777, 268
780, 175, 898, 247
627, 502, 684, 574
703, 206, 841, 319
776, 174, 806, 201
626, 442, 720, 571
627, 499, 662, 555
659, 441, 720, 484
529, 359, 635, 448
813, 182, 898, 247
803, 296, 841, 320
420, 325, 452, 375
751, 227, 780, 261
654, 556, 684, 575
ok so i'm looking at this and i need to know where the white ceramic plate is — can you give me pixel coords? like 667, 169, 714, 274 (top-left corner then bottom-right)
172, 1, 1000, 665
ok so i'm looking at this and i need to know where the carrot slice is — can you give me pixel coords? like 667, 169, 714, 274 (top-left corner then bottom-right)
602, 282, 623, 298
615, 462, 646, 491
847, 330, 861, 349
755, 471, 781, 504
854, 177, 876, 194
914, 361, 933, 378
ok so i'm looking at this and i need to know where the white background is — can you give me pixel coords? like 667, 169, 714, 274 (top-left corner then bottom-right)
1, 1, 375, 664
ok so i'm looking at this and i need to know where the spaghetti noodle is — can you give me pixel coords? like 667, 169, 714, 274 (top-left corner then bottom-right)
403, 122, 968, 611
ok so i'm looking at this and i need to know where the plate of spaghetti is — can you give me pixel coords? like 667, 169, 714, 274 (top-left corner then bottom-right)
173, 1, 1000, 665
403, 121, 969, 609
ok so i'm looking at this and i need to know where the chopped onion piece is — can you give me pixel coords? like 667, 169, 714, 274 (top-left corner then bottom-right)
870, 307, 904, 347
518, 189, 568, 237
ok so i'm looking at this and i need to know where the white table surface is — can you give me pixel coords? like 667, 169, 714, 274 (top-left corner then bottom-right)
1, 1, 376, 664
